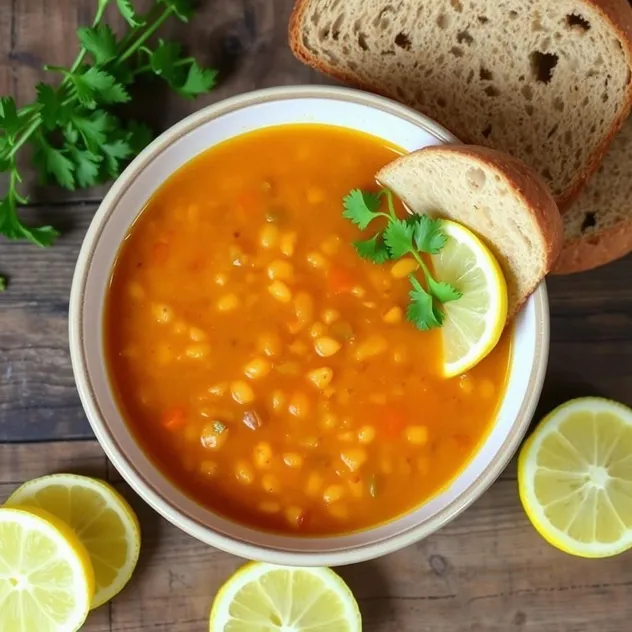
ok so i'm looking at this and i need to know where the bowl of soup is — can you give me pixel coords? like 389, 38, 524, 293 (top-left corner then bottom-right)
69, 85, 549, 565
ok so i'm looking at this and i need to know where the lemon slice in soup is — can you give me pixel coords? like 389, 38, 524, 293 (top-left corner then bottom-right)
431, 220, 508, 377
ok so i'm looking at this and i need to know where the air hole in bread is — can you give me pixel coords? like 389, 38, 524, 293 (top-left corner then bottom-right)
436, 13, 450, 30
341, 45, 349, 55
481, 123, 492, 138
310, 11, 320, 25
331, 14, 345, 41
509, 10, 518, 19
348, 60, 358, 71
395, 32, 411, 50
437, 96, 447, 108
484, 85, 500, 97
525, 144, 533, 155
466, 168, 486, 190
521, 85, 533, 100
566, 14, 590, 31
457, 30, 474, 45
353, 19, 362, 33
563, 130, 572, 146
553, 97, 564, 111
547, 124, 559, 139
396, 86, 406, 100
357, 33, 368, 50
479, 67, 493, 81
318, 28, 331, 41
466, 69, 475, 84
372, 6, 394, 29
602, 92, 609, 102
580, 212, 597, 232
478, 16, 489, 24
450, 46, 464, 57
525, 104, 534, 116
530, 51, 558, 83
541, 168, 553, 180
450, 0, 463, 12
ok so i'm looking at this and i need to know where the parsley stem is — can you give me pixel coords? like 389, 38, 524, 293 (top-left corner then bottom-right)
69, 0, 108, 73
132, 57, 194, 76
119, 8, 174, 63
7, 118, 41, 160
382, 188, 398, 220
408, 248, 434, 287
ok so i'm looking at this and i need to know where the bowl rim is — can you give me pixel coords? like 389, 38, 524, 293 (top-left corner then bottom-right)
69, 84, 549, 565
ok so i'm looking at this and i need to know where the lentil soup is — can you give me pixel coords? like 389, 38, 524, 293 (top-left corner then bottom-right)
104, 124, 511, 536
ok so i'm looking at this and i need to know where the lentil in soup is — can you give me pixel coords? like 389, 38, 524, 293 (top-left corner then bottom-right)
105, 124, 511, 535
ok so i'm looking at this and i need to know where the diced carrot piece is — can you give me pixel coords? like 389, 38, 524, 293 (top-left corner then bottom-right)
382, 407, 406, 440
162, 407, 186, 430
328, 266, 354, 295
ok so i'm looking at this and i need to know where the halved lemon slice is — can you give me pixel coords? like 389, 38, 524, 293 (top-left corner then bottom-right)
6, 473, 141, 609
0, 506, 94, 632
209, 562, 361, 632
432, 220, 508, 377
518, 397, 632, 558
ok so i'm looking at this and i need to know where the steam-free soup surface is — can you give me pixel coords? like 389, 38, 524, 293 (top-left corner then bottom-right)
105, 124, 510, 535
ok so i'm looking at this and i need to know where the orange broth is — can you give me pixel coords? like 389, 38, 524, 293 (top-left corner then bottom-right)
104, 124, 511, 535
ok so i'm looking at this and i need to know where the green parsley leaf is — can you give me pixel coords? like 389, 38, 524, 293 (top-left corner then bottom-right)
0, 276, 5, 291
68, 146, 102, 188
116, 0, 145, 26
342, 189, 383, 230
149, 40, 183, 83
161, 0, 194, 22
77, 25, 118, 66
427, 277, 462, 303
70, 110, 113, 152
0, 97, 20, 139
72, 67, 130, 106
407, 276, 444, 331
383, 218, 414, 258
413, 214, 448, 254
33, 135, 75, 190
101, 138, 133, 177
177, 62, 218, 99
126, 120, 153, 154
0, 197, 59, 247
353, 233, 391, 264
36, 83, 63, 130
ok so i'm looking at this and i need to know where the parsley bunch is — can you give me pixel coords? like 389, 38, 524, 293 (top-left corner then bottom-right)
342, 188, 462, 330
0, 0, 217, 250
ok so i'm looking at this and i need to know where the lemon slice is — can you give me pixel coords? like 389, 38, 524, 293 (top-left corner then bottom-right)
5, 473, 141, 609
209, 562, 361, 631
518, 397, 632, 558
0, 506, 94, 632
431, 220, 508, 377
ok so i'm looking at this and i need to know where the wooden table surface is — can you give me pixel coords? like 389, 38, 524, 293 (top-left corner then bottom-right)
2, 2, 632, 631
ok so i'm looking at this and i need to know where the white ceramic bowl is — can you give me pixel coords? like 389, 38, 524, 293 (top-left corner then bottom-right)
69, 85, 549, 566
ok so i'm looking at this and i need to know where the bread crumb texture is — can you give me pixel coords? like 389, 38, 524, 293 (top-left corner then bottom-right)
292, 0, 632, 205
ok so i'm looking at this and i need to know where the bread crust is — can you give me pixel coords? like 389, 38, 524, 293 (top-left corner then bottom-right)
376, 144, 564, 316
551, 220, 632, 273
288, 0, 632, 210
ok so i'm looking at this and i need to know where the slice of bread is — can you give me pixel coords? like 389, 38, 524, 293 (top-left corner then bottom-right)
552, 118, 632, 273
376, 145, 563, 318
289, 0, 632, 208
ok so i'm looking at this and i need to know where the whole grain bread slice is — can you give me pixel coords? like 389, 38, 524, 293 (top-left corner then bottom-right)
376, 145, 563, 318
289, 0, 632, 209
552, 117, 632, 274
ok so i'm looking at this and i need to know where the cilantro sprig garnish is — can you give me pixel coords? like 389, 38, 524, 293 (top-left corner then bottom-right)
343, 187, 462, 330
0, 0, 217, 248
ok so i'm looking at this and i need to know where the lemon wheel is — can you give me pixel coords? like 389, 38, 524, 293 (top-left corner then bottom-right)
431, 220, 508, 377
6, 473, 141, 609
0, 506, 94, 632
209, 562, 361, 632
518, 397, 632, 557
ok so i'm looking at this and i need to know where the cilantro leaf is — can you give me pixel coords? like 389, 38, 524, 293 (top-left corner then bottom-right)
116, 0, 145, 26
428, 277, 462, 303
36, 83, 63, 130
342, 189, 383, 230
101, 138, 132, 177
413, 214, 447, 254
383, 218, 414, 258
407, 276, 444, 331
150, 40, 183, 84
126, 120, 153, 154
33, 135, 75, 190
161, 0, 194, 22
353, 233, 391, 264
72, 67, 130, 106
77, 25, 118, 66
0, 196, 59, 247
0, 97, 20, 139
0, 276, 6, 291
177, 62, 218, 98
68, 146, 102, 187
70, 110, 113, 152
